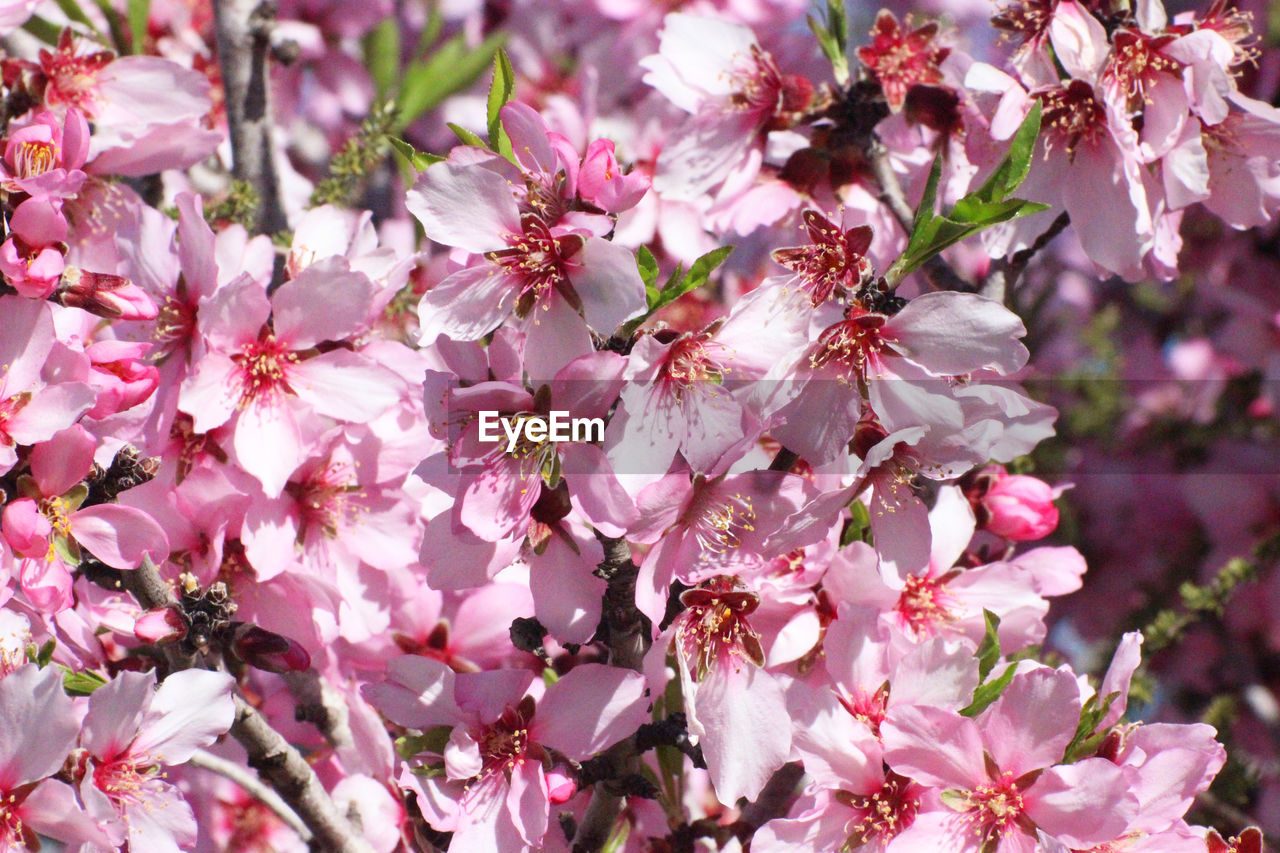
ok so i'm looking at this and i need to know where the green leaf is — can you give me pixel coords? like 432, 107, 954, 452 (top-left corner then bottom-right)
886, 105, 1046, 286
91, 0, 130, 54
486, 49, 516, 162
36, 638, 56, 667
126, 0, 149, 53
839, 500, 872, 547
959, 663, 1016, 717
53, 0, 101, 34
21, 15, 66, 45
412, 5, 444, 62
970, 101, 1043, 205
636, 245, 660, 300
654, 245, 733, 313
395, 725, 453, 759
806, 0, 849, 84
61, 667, 108, 697
394, 30, 508, 132
602, 815, 632, 853
975, 609, 1001, 683
364, 18, 401, 98
447, 122, 487, 150
1062, 691, 1120, 763
388, 136, 442, 173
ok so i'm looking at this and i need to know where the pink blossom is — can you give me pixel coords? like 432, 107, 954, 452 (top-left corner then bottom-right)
79, 669, 236, 851
0, 664, 114, 849
883, 667, 1140, 851
363, 657, 648, 850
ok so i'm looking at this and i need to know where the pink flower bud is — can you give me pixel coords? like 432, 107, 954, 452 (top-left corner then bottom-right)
229, 623, 312, 673
85, 340, 160, 418
545, 767, 577, 804
578, 139, 649, 213
0, 237, 64, 298
1, 497, 52, 558
55, 268, 159, 321
980, 472, 1059, 541
134, 606, 188, 643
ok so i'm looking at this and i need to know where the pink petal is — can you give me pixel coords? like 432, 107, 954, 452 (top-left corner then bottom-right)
407, 162, 521, 253
880, 704, 985, 789
82, 670, 155, 760
69, 504, 169, 570
30, 424, 96, 497
979, 667, 1081, 776
885, 292, 1029, 375
291, 349, 403, 423
0, 664, 79, 786
417, 264, 515, 346
132, 669, 235, 764
273, 258, 375, 349
505, 759, 550, 847
1026, 758, 1138, 847
534, 665, 650, 761
232, 400, 307, 499
570, 237, 647, 336
362, 656, 462, 730
687, 663, 790, 804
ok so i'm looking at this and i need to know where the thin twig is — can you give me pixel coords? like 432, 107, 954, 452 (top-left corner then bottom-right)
188, 748, 312, 841
213, 0, 288, 238
573, 537, 653, 851
981, 212, 1070, 304
231, 695, 375, 853
105, 556, 374, 853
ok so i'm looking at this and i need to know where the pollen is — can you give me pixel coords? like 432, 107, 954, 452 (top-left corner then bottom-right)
232, 334, 298, 408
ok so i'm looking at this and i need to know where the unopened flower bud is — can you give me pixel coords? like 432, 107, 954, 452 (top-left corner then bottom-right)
85, 340, 160, 418
980, 471, 1059, 541
134, 606, 188, 643
229, 623, 312, 673
55, 267, 159, 321
546, 766, 577, 804
578, 139, 649, 213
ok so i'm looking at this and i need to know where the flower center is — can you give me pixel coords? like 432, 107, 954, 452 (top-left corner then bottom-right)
232, 334, 298, 407
676, 576, 766, 681
837, 773, 921, 849
487, 217, 574, 317
93, 756, 161, 808
1106, 30, 1181, 110
956, 771, 1027, 841
687, 489, 756, 554
293, 461, 363, 539
894, 572, 959, 635
1038, 81, 1108, 158
662, 335, 729, 396
476, 696, 538, 778
809, 312, 887, 378
13, 141, 55, 179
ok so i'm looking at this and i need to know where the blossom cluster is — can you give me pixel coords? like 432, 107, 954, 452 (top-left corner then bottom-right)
0, 0, 1274, 851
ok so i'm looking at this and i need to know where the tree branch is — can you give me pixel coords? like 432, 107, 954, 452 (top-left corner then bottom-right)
104, 556, 373, 853
572, 537, 653, 851
981, 212, 1070, 303
188, 748, 312, 841
214, 0, 287, 237
231, 695, 375, 853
